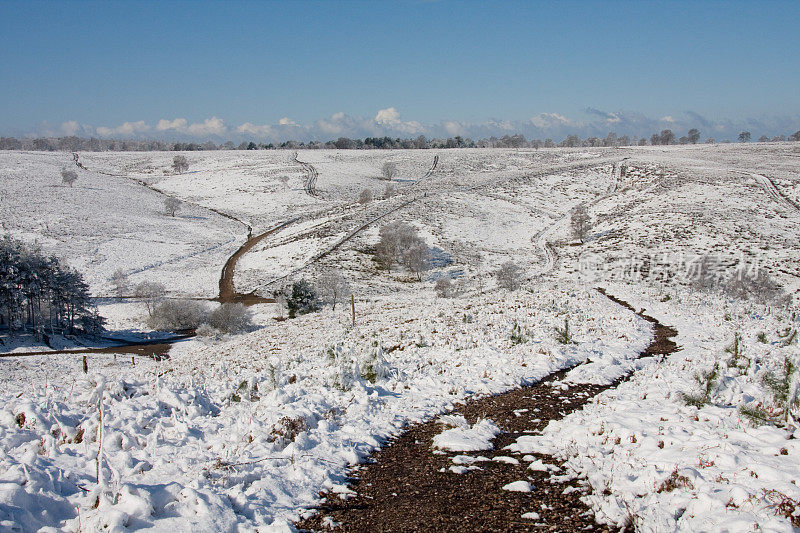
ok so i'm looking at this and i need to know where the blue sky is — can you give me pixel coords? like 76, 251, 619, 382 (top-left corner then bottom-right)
1, 0, 799, 141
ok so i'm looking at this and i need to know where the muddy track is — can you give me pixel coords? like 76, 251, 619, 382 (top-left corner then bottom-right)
218, 218, 297, 304
297, 291, 677, 532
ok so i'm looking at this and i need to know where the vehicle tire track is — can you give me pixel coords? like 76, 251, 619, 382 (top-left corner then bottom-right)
296, 290, 677, 532
752, 173, 800, 212
292, 152, 319, 197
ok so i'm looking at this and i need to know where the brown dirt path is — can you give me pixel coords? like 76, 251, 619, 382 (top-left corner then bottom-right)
296, 291, 677, 532
217, 219, 297, 304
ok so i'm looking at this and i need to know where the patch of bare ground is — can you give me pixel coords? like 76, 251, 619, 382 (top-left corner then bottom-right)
296, 290, 677, 532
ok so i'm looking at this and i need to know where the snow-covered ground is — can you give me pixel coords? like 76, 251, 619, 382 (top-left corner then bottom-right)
1, 144, 798, 530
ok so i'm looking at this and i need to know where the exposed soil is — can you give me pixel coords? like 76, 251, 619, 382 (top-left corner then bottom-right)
218, 219, 296, 304
296, 291, 677, 532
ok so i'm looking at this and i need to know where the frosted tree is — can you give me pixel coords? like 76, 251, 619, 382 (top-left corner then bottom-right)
133, 281, 166, 317
110, 269, 129, 297
375, 222, 422, 272
316, 271, 350, 310
738, 131, 751, 143
61, 167, 78, 187
383, 183, 397, 199
172, 155, 189, 174
688, 129, 701, 144
164, 197, 182, 217
495, 261, 524, 291
358, 189, 373, 205
381, 161, 398, 180
403, 240, 430, 281
570, 203, 591, 244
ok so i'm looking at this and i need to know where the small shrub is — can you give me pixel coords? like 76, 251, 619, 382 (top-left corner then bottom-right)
680, 363, 719, 408
208, 302, 253, 334
725, 333, 749, 372
285, 280, 319, 318
358, 188, 373, 205
555, 317, 573, 345
147, 299, 207, 331
360, 342, 389, 384
510, 321, 526, 345
434, 278, 453, 298
657, 468, 694, 493
757, 331, 769, 344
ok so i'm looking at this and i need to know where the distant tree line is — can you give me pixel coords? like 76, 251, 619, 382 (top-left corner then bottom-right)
0, 237, 104, 336
2, 130, 799, 153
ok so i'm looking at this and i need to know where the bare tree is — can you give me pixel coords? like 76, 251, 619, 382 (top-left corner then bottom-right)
434, 277, 453, 298
61, 167, 78, 187
164, 197, 182, 217
358, 188, 373, 205
738, 131, 751, 143
172, 155, 189, 174
375, 222, 420, 272
110, 269, 129, 297
316, 271, 350, 310
495, 261, 524, 291
383, 183, 397, 199
403, 240, 431, 281
688, 129, 701, 144
570, 203, 591, 243
381, 161, 398, 180
133, 281, 166, 316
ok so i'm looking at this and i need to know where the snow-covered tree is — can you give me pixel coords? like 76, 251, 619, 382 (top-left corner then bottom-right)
164, 197, 182, 217
110, 268, 129, 298
172, 155, 189, 174
133, 281, 166, 316
358, 188, 373, 205
381, 161, 398, 180
495, 260, 523, 291
0, 236, 104, 335
570, 203, 591, 243
316, 271, 350, 310
61, 167, 78, 187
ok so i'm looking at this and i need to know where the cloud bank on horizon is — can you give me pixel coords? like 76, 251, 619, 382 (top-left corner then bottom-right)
23, 107, 800, 144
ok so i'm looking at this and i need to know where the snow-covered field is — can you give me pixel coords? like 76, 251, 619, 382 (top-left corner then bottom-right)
1, 143, 799, 531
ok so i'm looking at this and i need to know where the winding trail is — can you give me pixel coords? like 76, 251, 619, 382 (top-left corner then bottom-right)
217, 218, 297, 304
297, 291, 677, 532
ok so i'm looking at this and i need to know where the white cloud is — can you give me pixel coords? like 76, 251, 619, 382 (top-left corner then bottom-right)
237, 122, 274, 136
444, 121, 466, 136
660, 115, 675, 123
187, 117, 226, 137
375, 107, 401, 124
278, 117, 297, 126
61, 121, 80, 136
96, 120, 150, 137
156, 118, 188, 131
374, 107, 424, 134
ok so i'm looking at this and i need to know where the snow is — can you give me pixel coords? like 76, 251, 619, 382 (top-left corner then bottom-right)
502, 481, 533, 492
2, 143, 799, 530
432, 416, 502, 452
